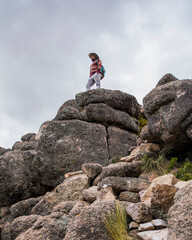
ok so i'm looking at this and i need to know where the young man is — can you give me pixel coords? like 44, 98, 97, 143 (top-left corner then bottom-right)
86, 52, 103, 90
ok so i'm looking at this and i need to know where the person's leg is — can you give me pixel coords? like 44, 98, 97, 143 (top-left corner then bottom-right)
95, 73, 102, 88
86, 75, 95, 90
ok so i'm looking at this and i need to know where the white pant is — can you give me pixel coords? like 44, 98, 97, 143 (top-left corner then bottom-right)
86, 72, 102, 90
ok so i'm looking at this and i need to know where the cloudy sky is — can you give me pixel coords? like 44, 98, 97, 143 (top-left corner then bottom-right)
1, 0, 192, 148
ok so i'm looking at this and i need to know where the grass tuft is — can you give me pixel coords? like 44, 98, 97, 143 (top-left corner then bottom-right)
140, 151, 168, 175
104, 202, 133, 240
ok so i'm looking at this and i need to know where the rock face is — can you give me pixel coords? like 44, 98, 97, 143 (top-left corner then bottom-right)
167, 180, 192, 240
0, 89, 140, 206
141, 75, 192, 150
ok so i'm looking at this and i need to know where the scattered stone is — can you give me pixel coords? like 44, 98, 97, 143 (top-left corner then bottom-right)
150, 184, 178, 219
82, 186, 99, 203
98, 176, 150, 194
10, 197, 40, 218
81, 163, 102, 179
141, 174, 178, 206
138, 222, 155, 231
137, 228, 168, 240
129, 221, 139, 230
151, 219, 168, 228
119, 191, 140, 203
126, 202, 153, 223
31, 174, 89, 215
93, 186, 116, 204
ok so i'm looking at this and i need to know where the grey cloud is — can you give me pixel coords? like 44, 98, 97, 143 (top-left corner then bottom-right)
1, 0, 192, 147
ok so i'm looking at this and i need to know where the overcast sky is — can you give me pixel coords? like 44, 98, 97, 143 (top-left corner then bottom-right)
1, 0, 192, 148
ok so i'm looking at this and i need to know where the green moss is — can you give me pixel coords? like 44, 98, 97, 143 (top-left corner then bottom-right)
111, 156, 122, 164
138, 114, 148, 132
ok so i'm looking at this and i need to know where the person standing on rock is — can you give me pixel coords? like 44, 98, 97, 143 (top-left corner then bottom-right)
86, 53, 104, 90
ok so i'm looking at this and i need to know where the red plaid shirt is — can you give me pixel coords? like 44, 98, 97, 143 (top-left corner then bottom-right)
89, 59, 102, 77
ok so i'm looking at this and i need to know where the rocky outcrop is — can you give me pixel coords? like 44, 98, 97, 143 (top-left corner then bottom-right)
1, 77, 192, 240
0, 89, 140, 206
141, 75, 192, 150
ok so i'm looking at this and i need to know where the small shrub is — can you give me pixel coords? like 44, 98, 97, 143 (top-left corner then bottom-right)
176, 159, 192, 181
104, 202, 133, 240
167, 157, 179, 172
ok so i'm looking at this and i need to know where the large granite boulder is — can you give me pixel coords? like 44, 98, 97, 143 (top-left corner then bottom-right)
3, 213, 68, 240
141, 76, 192, 150
167, 180, 192, 240
34, 120, 109, 187
64, 201, 115, 240
75, 89, 140, 118
0, 150, 46, 206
